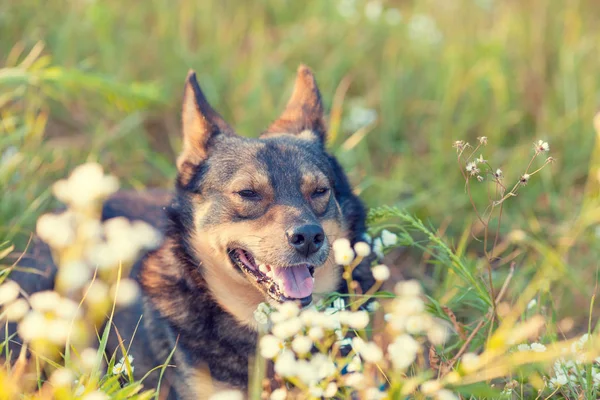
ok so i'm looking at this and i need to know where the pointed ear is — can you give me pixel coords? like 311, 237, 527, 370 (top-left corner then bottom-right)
177, 70, 233, 185
262, 65, 327, 143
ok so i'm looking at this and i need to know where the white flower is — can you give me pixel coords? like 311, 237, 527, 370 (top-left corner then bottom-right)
296, 359, 318, 384
270, 388, 287, 400
291, 336, 313, 356
461, 353, 480, 372
324, 382, 338, 397
427, 323, 449, 345
405, 315, 427, 334
394, 280, 422, 297
112, 355, 134, 375
313, 354, 336, 380
436, 389, 459, 400
52, 162, 119, 209
495, 168, 503, 178
388, 334, 419, 370
2, 298, 29, 321
57, 261, 92, 291
308, 326, 324, 341
47, 319, 72, 345
421, 380, 442, 394
0, 281, 21, 305
36, 212, 76, 249
354, 242, 371, 257
272, 317, 302, 339
391, 297, 424, 316
534, 140, 550, 153
274, 350, 296, 377
260, 335, 282, 359
346, 311, 369, 329
130, 220, 162, 250
55, 297, 82, 320
84, 281, 109, 306
253, 309, 268, 325
380, 229, 398, 246
80, 347, 99, 371
366, 387, 386, 400
520, 173, 530, 185
530, 342, 546, 352
18, 311, 46, 341
208, 390, 244, 400
527, 299, 537, 310
29, 290, 60, 313
549, 373, 568, 388
372, 238, 384, 259
276, 301, 300, 319
465, 162, 480, 176
110, 279, 140, 307
82, 391, 109, 400
517, 344, 530, 352
347, 354, 362, 372
344, 372, 366, 389
356, 341, 383, 363
364, 1, 382, 21
333, 239, 355, 265
372, 264, 390, 281
384, 8, 402, 25
50, 368, 75, 387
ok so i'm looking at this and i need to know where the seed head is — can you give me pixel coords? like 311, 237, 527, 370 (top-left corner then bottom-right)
478, 136, 488, 145
466, 162, 480, 176
534, 140, 550, 153
520, 174, 530, 185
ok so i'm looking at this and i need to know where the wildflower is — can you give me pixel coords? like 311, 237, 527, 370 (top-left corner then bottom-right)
110, 279, 140, 307
465, 162, 480, 176
291, 335, 313, 356
549, 372, 568, 388
346, 311, 369, 329
82, 392, 109, 400
461, 353, 480, 373
494, 169, 503, 179
520, 173, 530, 185
260, 335, 282, 359
380, 229, 398, 246
84, 281, 109, 306
345, 372, 366, 389
29, 290, 60, 313
476, 154, 486, 164
372, 238, 384, 259
476, 175, 484, 182
394, 280, 422, 297
270, 388, 287, 400
36, 212, 76, 249
0, 281, 21, 305
365, 387, 386, 400
347, 354, 362, 372
388, 334, 419, 369
534, 140, 550, 153
452, 140, 466, 152
384, 8, 402, 25
517, 344, 530, 352
52, 162, 119, 209
112, 355, 134, 375
478, 136, 488, 145
2, 298, 29, 321
372, 264, 390, 281
50, 368, 75, 387
308, 326, 324, 341
253, 308, 268, 325
530, 342, 546, 352
324, 382, 338, 397
272, 317, 302, 339
421, 380, 442, 394
47, 319, 71, 345
428, 322, 449, 345
17, 311, 46, 341
274, 350, 296, 377
391, 296, 424, 316
354, 241, 371, 257
57, 261, 92, 291
333, 238, 355, 265
80, 348, 99, 371
436, 389, 459, 400
356, 341, 383, 363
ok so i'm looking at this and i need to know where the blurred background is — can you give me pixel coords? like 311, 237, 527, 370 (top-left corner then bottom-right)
1, 0, 599, 323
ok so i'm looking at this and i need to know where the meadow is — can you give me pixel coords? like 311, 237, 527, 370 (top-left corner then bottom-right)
1, 0, 600, 398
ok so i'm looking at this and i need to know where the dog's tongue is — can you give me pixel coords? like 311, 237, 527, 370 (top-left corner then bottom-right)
272, 265, 313, 299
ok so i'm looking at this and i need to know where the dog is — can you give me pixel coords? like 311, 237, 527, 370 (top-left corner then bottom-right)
4, 65, 375, 399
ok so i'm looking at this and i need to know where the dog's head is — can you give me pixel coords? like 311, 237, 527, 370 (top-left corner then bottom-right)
171, 66, 362, 321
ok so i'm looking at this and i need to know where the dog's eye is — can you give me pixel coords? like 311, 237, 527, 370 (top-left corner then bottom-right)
312, 187, 330, 198
237, 189, 260, 200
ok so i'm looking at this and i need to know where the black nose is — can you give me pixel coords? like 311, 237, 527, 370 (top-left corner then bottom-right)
287, 224, 325, 256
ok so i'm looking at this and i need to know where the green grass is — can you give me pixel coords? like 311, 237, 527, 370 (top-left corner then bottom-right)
1, 0, 600, 397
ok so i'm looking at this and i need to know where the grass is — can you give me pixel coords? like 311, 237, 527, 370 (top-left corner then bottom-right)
1, 0, 600, 398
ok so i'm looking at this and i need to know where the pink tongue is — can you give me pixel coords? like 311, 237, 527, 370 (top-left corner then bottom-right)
271, 265, 313, 299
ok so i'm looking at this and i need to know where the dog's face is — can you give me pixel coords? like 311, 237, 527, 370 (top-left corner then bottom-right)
174, 66, 346, 316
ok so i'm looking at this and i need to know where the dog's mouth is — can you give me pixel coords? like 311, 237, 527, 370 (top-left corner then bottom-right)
229, 248, 315, 307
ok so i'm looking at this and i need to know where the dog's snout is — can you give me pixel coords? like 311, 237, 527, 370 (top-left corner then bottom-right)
287, 224, 325, 256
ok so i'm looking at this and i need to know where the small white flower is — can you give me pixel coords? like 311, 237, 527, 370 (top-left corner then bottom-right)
333, 240, 355, 265
53, 162, 119, 209
520, 173, 530, 185
50, 368, 75, 387
394, 280, 422, 297
380, 229, 398, 246
495, 168, 503, 178
372, 238, 384, 259
272, 317, 302, 339
84, 281, 109, 306
530, 342, 546, 352
112, 355, 134, 375
534, 140, 550, 153
260, 335, 282, 359
365, 387, 386, 400
405, 315, 426, 334
421, 380, 442, 395
324, 382, 338, 397
2, 298, 29, 321
549, 372, 568, 388
347, 311, 369, 329
428, 323, 449, 345
344, 372, 366, 389
253, 309, 268, 325
309, 385, 324, 397
308, 326, 324, 341
0, 281, 21, 305
388, 334, 419, 370
55, 297, 82, 320
527, 299, 537, 310
29, 290, 60, 313
347, 354, 362, 372
82, 391, 109, 400
277, 301, 300, 319
110, 279, 140, 307
47, 319, 71, 345
270, 388, 287, 400
356, 341, 383, 363
391, 297, 424, 317
36, 212, 76, 249
274, 350, 296, 377
465, 162, 480, 176
17, 311, 46, 341
57, 261, 92, 291
517, 344, 531, 352
461, 353, 480, 372
372, 264, 390, 281
80, 347, 99, 371
291, 335, 313, 356
436, 389, 459, 400
354, 241, 371, 257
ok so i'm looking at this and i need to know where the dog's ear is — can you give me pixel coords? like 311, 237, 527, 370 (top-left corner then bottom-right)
262, 65, 326, 144
178, 70, 234, 184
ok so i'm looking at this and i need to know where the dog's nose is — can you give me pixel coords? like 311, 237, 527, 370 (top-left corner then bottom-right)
287, 224, 325, 256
